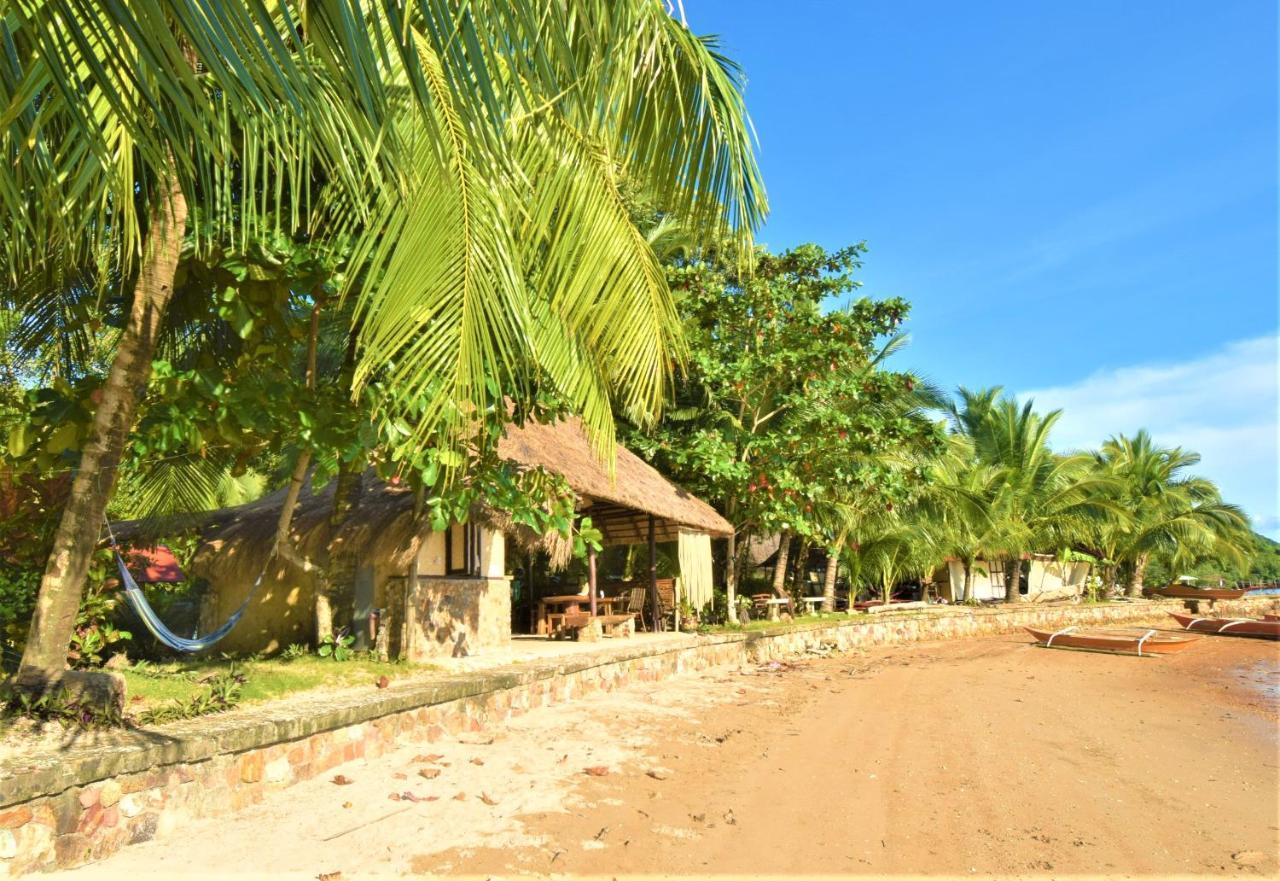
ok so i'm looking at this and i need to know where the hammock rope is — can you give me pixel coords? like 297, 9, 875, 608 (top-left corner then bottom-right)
105, 515, 273, 654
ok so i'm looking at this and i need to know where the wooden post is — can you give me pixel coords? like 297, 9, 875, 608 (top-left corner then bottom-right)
588, 544, 598, 617
648, 515, 661, 631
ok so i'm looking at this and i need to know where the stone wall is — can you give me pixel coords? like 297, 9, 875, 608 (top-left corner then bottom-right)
1, 595, 1275, 875
405, 576, 512, 661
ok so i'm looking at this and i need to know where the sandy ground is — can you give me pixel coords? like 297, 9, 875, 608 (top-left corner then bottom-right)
58, 629, 1278, 879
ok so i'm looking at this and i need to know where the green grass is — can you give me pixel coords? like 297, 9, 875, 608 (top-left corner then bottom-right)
120, 655, 418, 713
703, 612, 839, 633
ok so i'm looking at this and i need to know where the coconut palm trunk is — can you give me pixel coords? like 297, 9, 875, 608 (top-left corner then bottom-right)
1004, 558, 1024, 603
18, 175, 188, 679
771, 531, 792, 598
821, 536, 843, 612
1126, 552, 1150, 598
961, 559, 973, 603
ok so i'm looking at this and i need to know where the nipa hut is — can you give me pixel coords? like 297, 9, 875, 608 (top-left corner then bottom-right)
168, 417, 731, 659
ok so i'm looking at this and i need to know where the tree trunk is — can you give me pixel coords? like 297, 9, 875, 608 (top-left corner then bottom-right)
961, 559, 973, 604
725, 531, 739, 624
821, 536, 843, 612
771, 531, 791, 598
1005, 558, 1024, 603
1126, 553, 1149, 598
273, 299, 331, 645
791, 537, 810, 596
18, 175, 188, 679
329, 327, 363, 529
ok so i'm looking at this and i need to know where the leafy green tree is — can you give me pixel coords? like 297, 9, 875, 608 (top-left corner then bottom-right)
627, 243, 942, 619
4, 2, 766, 678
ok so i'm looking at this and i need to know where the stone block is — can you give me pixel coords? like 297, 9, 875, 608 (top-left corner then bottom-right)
128, 814, 158, 845
118, 796, 142, 820
76, 804, 104, 837
77, 789, 98, 809
0, 809, 31, 830
239, 753, 264, 784
264, 756, 291, 785
54, 833, 91, 869
0, 830, 16, 860
98, 780, 122, 808
10, 669, 126, 719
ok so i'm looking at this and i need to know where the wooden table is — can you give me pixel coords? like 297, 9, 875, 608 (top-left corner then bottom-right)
537, 595, 617, 635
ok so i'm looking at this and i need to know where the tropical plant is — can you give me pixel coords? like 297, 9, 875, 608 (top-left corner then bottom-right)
626, 243, 942, 618
4, 1, 766, 679
949, 388, 1119, 602
1093, 431, 1252, 596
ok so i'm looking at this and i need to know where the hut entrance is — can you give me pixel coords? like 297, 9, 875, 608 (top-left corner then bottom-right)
507, 516, 682, 637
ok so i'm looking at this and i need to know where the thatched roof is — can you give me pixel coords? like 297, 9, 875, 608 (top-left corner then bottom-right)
128, 418, 730, 579
498, 417, 732, 543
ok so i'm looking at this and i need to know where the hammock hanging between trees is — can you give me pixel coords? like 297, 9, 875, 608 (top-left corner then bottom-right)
106, 516, 272, 654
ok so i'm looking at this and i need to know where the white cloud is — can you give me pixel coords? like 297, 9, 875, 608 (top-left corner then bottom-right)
1018, 335, 1279, 539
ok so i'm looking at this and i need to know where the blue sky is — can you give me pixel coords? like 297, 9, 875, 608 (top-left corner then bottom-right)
689, 0, 1279, 537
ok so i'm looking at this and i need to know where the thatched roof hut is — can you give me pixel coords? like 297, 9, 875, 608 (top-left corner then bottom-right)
176, 416, 731, 580
119, 418, 731, 655
495, 416, 731, 544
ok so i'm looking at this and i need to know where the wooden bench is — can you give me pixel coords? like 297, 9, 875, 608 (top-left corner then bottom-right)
554, 612, 637, 641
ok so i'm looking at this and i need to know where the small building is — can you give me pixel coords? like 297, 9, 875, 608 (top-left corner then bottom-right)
938, 554, 1090, 603
177, 417, 731, 658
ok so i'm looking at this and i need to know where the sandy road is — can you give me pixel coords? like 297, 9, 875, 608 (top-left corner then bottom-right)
59, 629, 1278, 879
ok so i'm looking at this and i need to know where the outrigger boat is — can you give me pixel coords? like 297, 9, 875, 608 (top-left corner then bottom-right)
1025, 626, 1198, 656
1145, 584, 1250, 600
1169, 613, 1279, 640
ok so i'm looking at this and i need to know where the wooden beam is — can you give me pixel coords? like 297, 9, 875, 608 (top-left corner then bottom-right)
648, 515, 661, 631
588, 544, 598, 617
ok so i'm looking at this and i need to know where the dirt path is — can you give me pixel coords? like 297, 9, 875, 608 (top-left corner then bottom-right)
60, 631, 1278, 879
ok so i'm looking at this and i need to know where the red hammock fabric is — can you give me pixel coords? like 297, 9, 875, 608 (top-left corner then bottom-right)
122, 546, 185, 584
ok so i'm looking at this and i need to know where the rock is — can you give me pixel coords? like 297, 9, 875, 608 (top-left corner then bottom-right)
128, 814, 159, 845
1232, 851, 1266, 867
0, 807, 32, 830
0, 829, 17, 860
118, 796, 142, 820
331, 775, 354, 786
12, 669, 126, 719
584, 766, 610, 777
646, 768, 671, 781
99, 780, 122, 808
417, 768, 440, 780
265, 756, 291, 784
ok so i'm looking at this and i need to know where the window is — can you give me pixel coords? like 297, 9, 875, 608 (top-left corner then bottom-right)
445, 521, 481, 576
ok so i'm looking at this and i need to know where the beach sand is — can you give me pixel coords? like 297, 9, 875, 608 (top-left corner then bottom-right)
60, 629, 1278, 879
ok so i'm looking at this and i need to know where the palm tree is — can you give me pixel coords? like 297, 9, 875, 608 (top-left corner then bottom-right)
921, 436, 1006, 603
4, 2, 766, 681
950, 389, 1118, 602
1095, 431, 1251, 596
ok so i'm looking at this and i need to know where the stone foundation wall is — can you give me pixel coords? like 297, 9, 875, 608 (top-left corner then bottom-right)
2, 595, 1275, 875
405, 576, 511, 661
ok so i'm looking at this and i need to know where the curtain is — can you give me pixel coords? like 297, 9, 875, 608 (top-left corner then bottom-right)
678, 530, 714, 613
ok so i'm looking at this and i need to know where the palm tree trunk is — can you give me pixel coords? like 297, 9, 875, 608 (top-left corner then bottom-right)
1005, 558, 1024, 603
1126, 553, 1149, 598
771, 531, 791, 598
725, 530, 739, 624
961, 559, 973, 603
18, 175, 187, 680
821, 536, 843, 612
